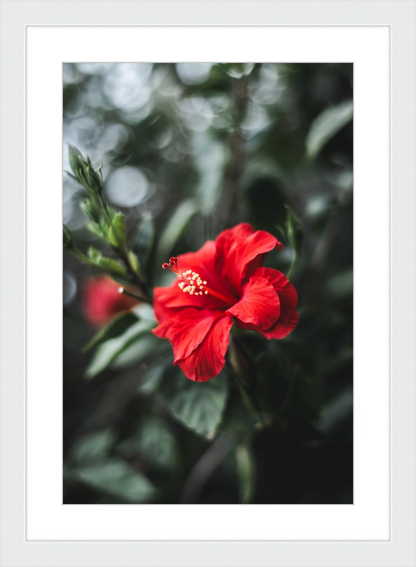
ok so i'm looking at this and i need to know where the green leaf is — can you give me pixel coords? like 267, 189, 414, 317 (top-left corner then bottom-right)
327, 268, 353, 299
98, 257, 127, 276
69, 459, 157, 503
63, 224, 72, 248
68, 145, 103, 194
137, 362, 167, 396
85, 320, 154, 379
306, 100, 353, 160
156, 200, 197, 264
87, 246, 127, 277
65, 170, 78, 182
86, 221, 107, 241
108, 212, 127, 248
70, 429, 116, 464
127, 250, 140, 275
87, 246, 102, 264
110, 333, 169, 371
118, 417, 179, 470
81, 198, 101, 224
160, 368, 228, 438
83, 311, 139, 352
68, 144, 84, 175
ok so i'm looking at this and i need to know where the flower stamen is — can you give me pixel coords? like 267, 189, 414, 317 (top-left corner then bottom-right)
162, 257, 233, 304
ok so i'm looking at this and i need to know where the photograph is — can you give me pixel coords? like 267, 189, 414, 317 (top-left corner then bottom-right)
62, 62, 353, 505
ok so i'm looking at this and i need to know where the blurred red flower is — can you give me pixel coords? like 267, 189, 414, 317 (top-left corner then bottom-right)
153, 223, 299, 382
82, 276, 138, 328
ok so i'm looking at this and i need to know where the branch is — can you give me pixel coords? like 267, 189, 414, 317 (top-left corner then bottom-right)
214, 78, 248, 232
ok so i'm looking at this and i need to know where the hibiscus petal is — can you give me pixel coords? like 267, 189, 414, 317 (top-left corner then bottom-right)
253, 267, 298, 307
153, 283, 179, 323
251, 267, 299, 339
215, 223, 282, 292
153, 280, 221, 320
176, 239, 236, 303
153, 241, 224, 323
168, 308, 225, 362
176, 240, 217, 283
152, 318, 172, 339
263, 310, 300, 339
175, 315, 233, 382
227, 276, 280, 330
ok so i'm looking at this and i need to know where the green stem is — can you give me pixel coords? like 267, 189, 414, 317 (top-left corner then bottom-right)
118, 287, 150, 304
71, 158, 151, 301
287, 248, 298, 280
69, 247, 99, 269
214, 76, 248, 232
65, 246, 127, 284
229, 335, 265, 425
98, 194, 113, 226
99, 190, 149, 295
235, 377, 262, 421
118, 246, 149, 295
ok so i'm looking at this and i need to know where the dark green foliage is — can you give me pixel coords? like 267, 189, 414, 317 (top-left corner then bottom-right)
63, 63, 353, 504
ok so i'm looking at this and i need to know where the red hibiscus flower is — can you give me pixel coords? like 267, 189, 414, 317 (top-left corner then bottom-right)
152, 223, 299, 382
82, 276, 138, 328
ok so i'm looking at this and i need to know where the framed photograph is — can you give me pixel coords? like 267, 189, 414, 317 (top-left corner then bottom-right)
0, 1, 415, 566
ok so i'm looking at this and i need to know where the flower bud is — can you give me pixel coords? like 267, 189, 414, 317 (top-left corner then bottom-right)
82, 276, 139, 327
68, 145, 103, 195
68, 145, 83, 175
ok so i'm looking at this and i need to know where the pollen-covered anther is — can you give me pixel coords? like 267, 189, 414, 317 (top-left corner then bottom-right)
162, 258, 212, 298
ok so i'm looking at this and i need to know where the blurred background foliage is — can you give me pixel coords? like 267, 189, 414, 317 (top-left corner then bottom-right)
63, 63, 353, 504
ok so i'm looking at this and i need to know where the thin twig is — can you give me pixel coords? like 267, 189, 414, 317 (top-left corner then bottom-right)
118, 287, 150, 304
179, 433, 237, 503
214, 78, 248, 232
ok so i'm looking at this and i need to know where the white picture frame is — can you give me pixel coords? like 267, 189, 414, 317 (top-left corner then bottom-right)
1, 1, 415, 566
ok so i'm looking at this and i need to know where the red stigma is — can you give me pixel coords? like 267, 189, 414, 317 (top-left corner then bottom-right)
162, 256, 181, 277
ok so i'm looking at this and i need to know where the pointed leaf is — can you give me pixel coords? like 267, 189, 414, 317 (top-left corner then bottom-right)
306, 100, 353, 160
160, 368, 228, 437
87, 246, 127, 277
63, 224, 72, 248
69, 459, 157, 503
85, 320, 154, 378
118, 417, 179, 470
82, 311, 139, 352
108, 212, 127, 248
86, 221, 107, 241
68, 144, 84, 174
70, 429, 116, 464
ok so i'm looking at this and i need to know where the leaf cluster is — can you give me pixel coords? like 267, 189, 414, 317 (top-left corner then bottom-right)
64, 146, 149, 298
